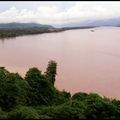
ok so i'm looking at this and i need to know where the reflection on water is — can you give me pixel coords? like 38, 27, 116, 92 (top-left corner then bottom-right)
0, 27, 120, 99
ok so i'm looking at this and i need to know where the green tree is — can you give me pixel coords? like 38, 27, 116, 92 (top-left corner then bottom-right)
8, 106, 39, 119
72, 92, 88, 101
85, 97, 120, 119
25, 67, 43, 87
25, 67, 57, 106
0, 67, 29, 111
0, 108, 8, 119
45, 60, 57, 85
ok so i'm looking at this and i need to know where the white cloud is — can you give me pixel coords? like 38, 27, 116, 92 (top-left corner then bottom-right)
0, 2, 120, 25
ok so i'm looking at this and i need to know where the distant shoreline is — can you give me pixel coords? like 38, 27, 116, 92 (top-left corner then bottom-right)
0, 26, 119, 39
0, 26, 96, 39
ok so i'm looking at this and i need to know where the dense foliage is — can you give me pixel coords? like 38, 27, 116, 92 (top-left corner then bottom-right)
0, 61, 120, 119
45, 60, 57, 85
0, 28, 51, 38
0, 22, 96, 38
0, 22, 54, 38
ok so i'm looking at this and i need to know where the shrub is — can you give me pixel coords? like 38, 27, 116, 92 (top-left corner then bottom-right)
0, 108, 8, 119
0, 68, 29, 111
8, 106, 39, 119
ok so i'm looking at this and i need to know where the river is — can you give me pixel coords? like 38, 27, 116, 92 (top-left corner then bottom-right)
0, 27, 120, 99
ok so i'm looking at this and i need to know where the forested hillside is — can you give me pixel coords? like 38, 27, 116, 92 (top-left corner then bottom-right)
0, 22, 96, 38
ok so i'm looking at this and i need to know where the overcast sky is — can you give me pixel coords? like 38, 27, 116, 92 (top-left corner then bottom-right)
0, 1, 120, 25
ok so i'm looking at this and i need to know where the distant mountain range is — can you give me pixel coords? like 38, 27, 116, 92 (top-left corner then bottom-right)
0, 17, 120, 30
0, 19, 120, 38
53, 17, 120, 28
0, 22, 53, 29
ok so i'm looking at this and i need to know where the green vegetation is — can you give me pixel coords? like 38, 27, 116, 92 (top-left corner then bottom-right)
0, 28, 51, 38
45, 60, 57, 85
0, 61, 120, 119
0, 22, 96, 38
0, 22, 54, 38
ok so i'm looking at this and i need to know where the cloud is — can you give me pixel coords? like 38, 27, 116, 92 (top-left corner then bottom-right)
0, 2, 120, 25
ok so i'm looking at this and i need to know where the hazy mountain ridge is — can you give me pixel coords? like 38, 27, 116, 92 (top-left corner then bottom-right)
53, 17, 120, 28
0, 18, 120, 38
0, 22, 54, 29
0, 16, 120, 29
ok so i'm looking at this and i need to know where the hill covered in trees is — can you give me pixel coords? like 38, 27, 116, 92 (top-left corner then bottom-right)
0, 60, 120, 119
0, 22, 96, 38
0, 22, 56, 38
0, 22, 53, 29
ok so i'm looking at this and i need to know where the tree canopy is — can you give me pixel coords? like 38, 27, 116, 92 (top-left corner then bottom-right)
0, 60, 120, 119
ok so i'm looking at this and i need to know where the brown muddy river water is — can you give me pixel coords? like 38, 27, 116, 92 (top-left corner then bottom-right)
0, 27, 120, 99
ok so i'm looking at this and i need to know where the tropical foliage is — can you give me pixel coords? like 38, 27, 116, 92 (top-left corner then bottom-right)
0, 61, 120, 119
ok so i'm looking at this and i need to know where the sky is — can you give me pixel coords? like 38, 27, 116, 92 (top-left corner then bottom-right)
0, 1, 120, 25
